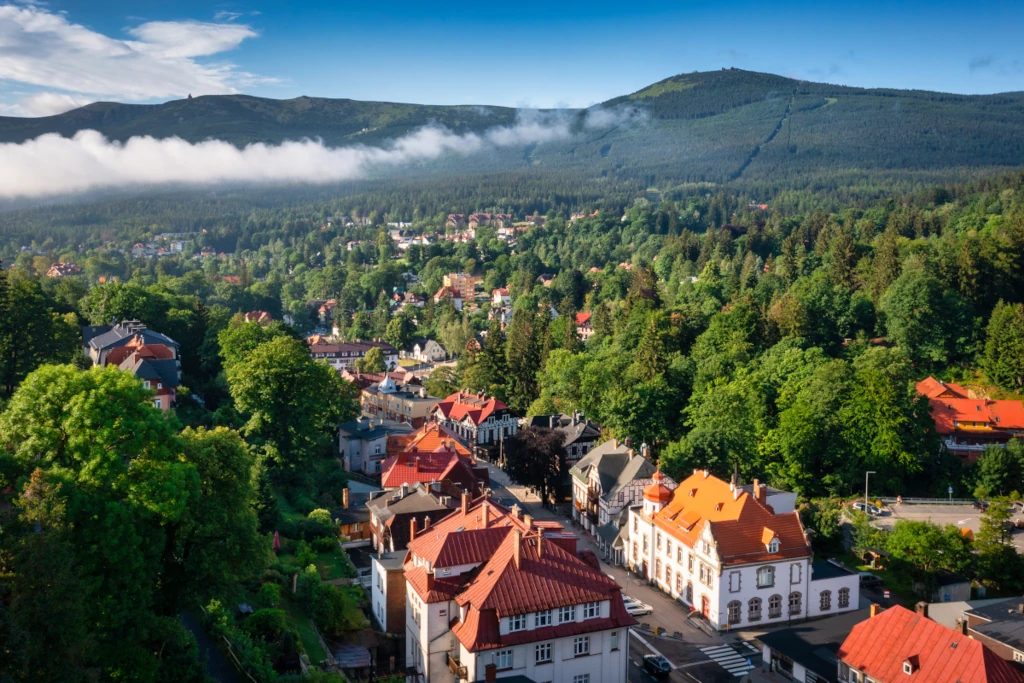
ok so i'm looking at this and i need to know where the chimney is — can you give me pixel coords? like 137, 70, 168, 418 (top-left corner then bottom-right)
613, 439, 619, 448
915, 601, 929, 619
342, 487, 350, 509
1018, 603, 1024, 615
537, 532, 543, 558
484, 663, 497, 683
461, 492, 469, 515
955, 618, 968, 635
753, 478, 766, 505
524, 514, 533, 531
423, 515, 432, 531
481, 502, 489, 528
624, 437, 633, 449
870, 603, 881, 618
703, 469, 710, 479
410, 517, 418, 541
413, 457, 420, 472
733, 486, 741, 501
513, 529, 522, 568
425, 571, 434, 591
401, 483, 409, 498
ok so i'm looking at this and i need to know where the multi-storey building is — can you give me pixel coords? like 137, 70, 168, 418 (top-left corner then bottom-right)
81, 321, 181, 410
569, 439, 665, 537
361, 376, 439, 427
443, 272, 481, 303
404, 494, 633, 683
916, 377, 1024, 461
431, 391, 518, 449
307, 338, 398, 371
628, 470, 858, 630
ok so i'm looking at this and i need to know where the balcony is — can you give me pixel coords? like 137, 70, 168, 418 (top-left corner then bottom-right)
446, 652, 467, 680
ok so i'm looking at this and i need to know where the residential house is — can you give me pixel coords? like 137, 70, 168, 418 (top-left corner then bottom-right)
570, 439, 663, 537
368, 482, 458, 555
404, 339, 448, 363
82, 321, 181, 410
629, 470, 859, 631
387, 421, 475, 460
379, 449, 487, 495
432, 391, 518, 450
361, 376, 439, 428
342, 368, 420, 390
46, 262, 81, 277
434, 286, 464, 311
758, 608, 870, 683
488, 305, 513, 328
536, 274, 555, 287
243, 310, 273, 325
526, 412, 601, 466
308, 338, 399, 371
965, 597, 1024, 666
318, 299, 337, 324
837, 604, 1024, 683
334, 487, 374, 546
491, 288, 511, 307
916, 377, 1024, 461
338, 417, 415, 475
575, 312, 594, 342
443, 273, 481, 302
446, 214, 466, 229
525, 215, 546, 227
404, 494, 633, 683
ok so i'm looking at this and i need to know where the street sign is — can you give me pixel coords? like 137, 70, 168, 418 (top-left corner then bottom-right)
948, 486, 953, 494
884, 590, 890, 599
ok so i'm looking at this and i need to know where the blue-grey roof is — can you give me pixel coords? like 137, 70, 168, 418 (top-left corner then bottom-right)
811, 561, 857, 581
123, 357, 180, 388
87, 322, 179, 351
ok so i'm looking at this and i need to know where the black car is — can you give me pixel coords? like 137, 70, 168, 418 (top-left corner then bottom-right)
973, 501, 990, 511
643, 654, 672, 678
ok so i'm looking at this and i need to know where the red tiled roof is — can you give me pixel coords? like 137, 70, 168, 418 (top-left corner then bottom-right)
838, 605, 1024, 683
106, 341, 174, 366
575, 311, 592, 326
654, 471, 809, 566
434, 286, 462, 300
451, 531, 635, 651
915, 377, 970, 400
403, 422, 473, 457
927, 398, 1024, 435
380, 451, 479, 490
435, 391, 509, 426
405, 565, 465, 602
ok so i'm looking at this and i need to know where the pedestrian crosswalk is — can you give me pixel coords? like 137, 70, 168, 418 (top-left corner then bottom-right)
700, 644, 755, 677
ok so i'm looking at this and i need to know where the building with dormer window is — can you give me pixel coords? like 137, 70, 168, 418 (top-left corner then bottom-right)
627, 470, 858, 630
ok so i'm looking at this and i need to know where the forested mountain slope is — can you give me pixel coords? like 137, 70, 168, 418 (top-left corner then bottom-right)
2, 69, 1023, 192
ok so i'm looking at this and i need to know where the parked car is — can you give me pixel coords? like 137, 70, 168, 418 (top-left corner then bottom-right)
851, 501, 881, 515
643, 654, 672, 677
623, 595, 653, 616
972, 501, 989, 511
859, 572, 883, 587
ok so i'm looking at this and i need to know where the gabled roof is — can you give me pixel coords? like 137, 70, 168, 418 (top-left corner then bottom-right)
838, 605, 1024, 683
367, 484, 453, 525
927, 397, 1024, 434
569, 440, 657, 500
401, 422, 473, 458
525, 413, 601, 447
119, 356, 180, 389
87, 321, 178, 351
380, 450, 479, 490
916, 377, 970, 400
451, 530, 635, 651
653, 471, 809, 565
435, 392, 510, 426
575, 311, 592, 326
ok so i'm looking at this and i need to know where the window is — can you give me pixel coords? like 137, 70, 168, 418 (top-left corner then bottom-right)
729, 571, 741, 593
655, 560, 662, 580
768, 594, 782, 618
153, 398, 162, 409
820, 590, 832, 611
790, 563, 802, 584
536, 610, 551, 627
757, 566, 775, 588
728, 601, 741, 624
632, 542, 638, 561
583, 602, 599, 619
656, 532, 662, 550
374, 444, 381, 455
535, 642, 552, 663
748, 597, 762, 621
677, 547, 684, 563
688, 553, 693, 573
633, 517, 638, 532
611, 630, 619, 651
666, 539, 672, 555
788, 592, 802, 615
685, 582, 693, 604
509, 614, 526, 632
559, 606, 575, 623
143, 380, 151, 389
665, 567, 672, 587
903, 661, 913, 675
643, 535, 648, 553
573, 636, 590, 656
573, 676, 590, 683
838, 588, 850, 609
676, 574, 683, 595
494, 649, 513, 670
156, 382, 162, 390
768, 538, 780, 553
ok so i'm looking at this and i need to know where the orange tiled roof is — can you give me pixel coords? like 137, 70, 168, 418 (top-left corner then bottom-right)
575, 311, 592, 326
653, 471, 809, 566
838, 605, 1024, 683
403, 422, 473, 458
105, 341, 174, 366
435, 391, 509, 426
916, 377, 970, 400
927, 398, 1024, 434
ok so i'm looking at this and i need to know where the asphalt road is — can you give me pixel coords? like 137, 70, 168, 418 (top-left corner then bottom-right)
874, 504, 1024, 553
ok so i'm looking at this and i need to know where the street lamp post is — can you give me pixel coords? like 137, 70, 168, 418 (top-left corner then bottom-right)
865, 471, 876, 515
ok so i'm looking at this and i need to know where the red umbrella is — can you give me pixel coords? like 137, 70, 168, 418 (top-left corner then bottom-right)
273, 530, 281, 551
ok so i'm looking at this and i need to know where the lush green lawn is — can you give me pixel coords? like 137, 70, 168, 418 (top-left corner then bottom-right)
315, 547, 355, 580
282, 594, 327, 663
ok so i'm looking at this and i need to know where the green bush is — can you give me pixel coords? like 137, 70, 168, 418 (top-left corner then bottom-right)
258, 582, 282, 608
307, 508, 333, 526
312, 535, 337, 552
296, 540, 317, 568
242, 608, 287, 642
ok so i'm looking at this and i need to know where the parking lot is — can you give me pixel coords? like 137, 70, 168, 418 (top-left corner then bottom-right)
873, 503, 1024, 553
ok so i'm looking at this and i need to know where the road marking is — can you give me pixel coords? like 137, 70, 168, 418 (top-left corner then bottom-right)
700, 644, 754, 676
742, 641, 759, 653
630, 629, 678, 669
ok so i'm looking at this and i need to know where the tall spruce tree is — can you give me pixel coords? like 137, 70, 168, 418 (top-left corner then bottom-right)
983, 300, 1024, 389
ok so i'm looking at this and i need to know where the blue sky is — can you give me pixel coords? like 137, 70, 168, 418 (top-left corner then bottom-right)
1, 0, 1022, 116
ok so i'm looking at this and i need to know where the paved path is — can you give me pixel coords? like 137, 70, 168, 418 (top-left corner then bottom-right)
180, 611, 240, 683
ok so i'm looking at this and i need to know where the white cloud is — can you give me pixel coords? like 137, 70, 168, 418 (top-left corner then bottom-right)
1, 92, 94, 116
583, 104, 648, 129
0, 5, 266, 112
0, 114, 576, 198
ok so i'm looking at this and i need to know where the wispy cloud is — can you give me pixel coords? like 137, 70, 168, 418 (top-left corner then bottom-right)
969, 55, 994, 72
0, 5, 269, 115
